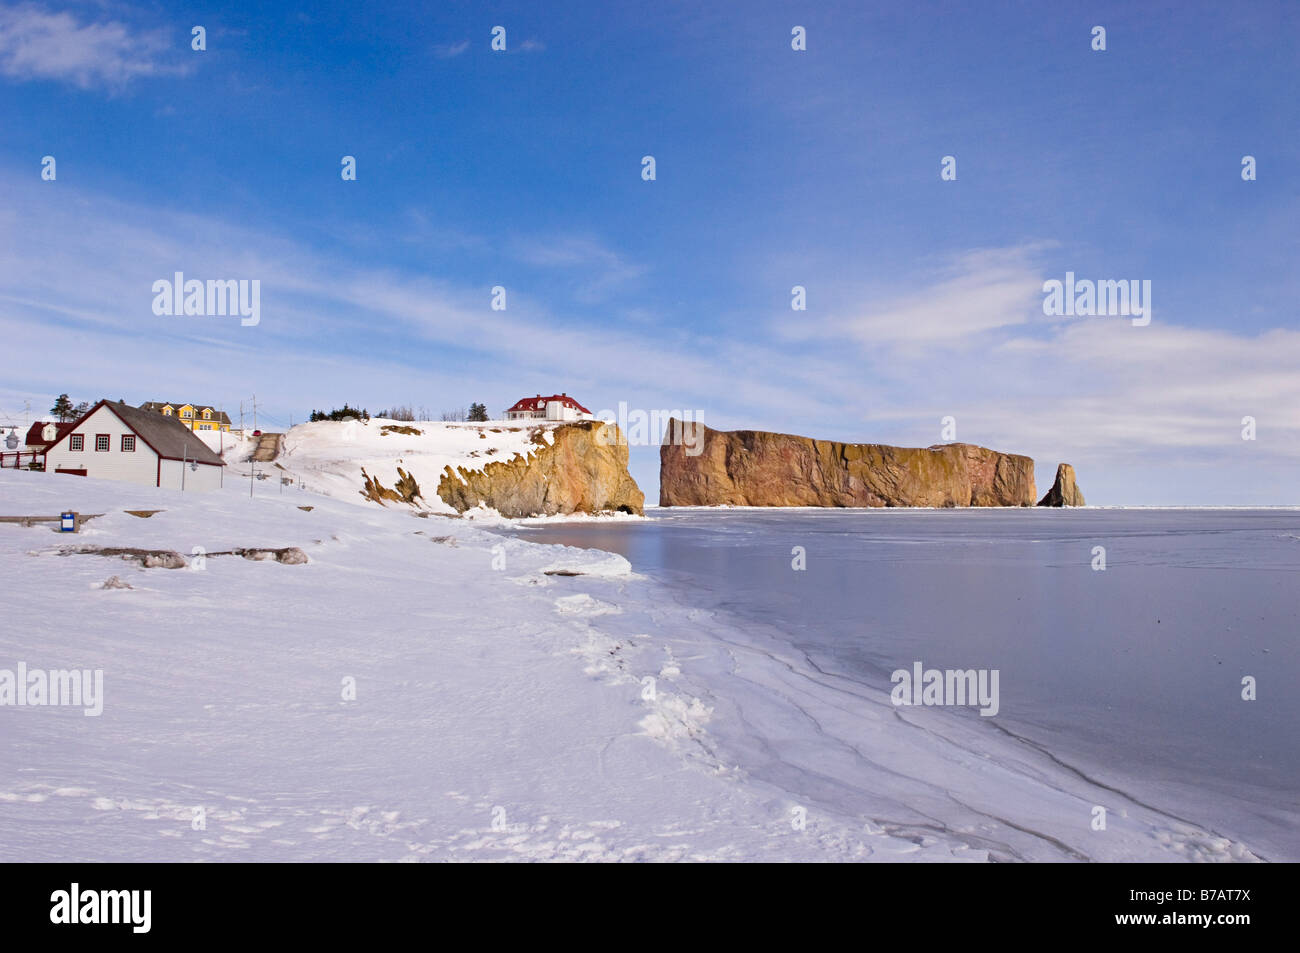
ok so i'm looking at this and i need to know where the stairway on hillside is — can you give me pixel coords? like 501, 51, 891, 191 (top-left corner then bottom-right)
249, 432, 283, 462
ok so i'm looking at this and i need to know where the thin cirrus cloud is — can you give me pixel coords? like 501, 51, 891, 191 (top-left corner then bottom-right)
782, 244, 1049, 348
0, 2, 189, 90
433, 40, 470, 59
509, 234, 646, 303
4, 170, 1300, 502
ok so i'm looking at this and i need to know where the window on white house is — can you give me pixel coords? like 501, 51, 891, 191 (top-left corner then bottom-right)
70, 434, 84, 451
95, 434, 110, 452
121, 435, 136, 452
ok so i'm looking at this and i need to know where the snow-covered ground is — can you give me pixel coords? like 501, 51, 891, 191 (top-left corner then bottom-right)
0, 468, 1264, 861
243, 418, 559, 515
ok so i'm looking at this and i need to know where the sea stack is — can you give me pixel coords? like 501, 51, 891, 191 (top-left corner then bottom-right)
1037, 463, 1085, 507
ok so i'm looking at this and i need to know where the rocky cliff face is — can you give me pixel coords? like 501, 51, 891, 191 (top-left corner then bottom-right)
1037, 463, 1085, 507
659, 419, 1036, 507
438, 420, 644, 517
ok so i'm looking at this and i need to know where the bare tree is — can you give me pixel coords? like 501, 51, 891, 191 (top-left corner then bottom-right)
440, 408, 467, 422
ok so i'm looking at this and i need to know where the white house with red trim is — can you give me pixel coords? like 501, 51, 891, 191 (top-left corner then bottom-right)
43, 400, 225, 491
503, 393, 594, 422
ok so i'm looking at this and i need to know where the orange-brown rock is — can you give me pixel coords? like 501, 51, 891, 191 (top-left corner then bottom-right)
438, 420, 644, 517
659, 419, 1036, 507
1037, 463, 1085, 507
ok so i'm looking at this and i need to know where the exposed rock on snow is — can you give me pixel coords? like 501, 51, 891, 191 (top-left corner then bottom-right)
61, 545, 307, 567
359, 466, 423, 507
218, 546, 309, 564
660, 419, 1036, 507
1037, 463, 1086, 507
438, 420, 644, 517
267, 418, 642, 518
60, 546, 188, 569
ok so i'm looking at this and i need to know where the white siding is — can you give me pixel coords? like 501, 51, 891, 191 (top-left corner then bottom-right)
158, 457, 223, 491
45, 406, 159, 486
44, 405, 224, 491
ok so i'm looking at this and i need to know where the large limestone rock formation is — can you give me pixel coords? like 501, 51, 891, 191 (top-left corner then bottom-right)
1037, 463, 1085, 507
438, 420, 644, 517
659, 419, 1036, 507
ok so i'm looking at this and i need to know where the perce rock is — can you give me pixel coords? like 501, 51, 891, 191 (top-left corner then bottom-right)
659, 419, 1036, 507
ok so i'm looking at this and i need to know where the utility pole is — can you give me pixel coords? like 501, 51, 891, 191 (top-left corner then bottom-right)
239, 400, 245, 436
251, 393, 258, 432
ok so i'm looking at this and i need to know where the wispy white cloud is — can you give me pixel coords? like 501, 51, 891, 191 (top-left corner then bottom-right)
433, 39, 469, 59
3, 171, 1297, 502
509, 234, 646, 303
0, 3, 189, 90
784, 244, 1052, 347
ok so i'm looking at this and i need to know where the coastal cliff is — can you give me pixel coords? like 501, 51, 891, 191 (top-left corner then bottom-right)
438, 420, 644, 517
659, 419, 1036, 507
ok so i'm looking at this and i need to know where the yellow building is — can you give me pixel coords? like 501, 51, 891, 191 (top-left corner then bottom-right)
139, 402, 232, 433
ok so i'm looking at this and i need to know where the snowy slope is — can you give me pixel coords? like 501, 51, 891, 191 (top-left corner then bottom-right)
267, 419, 556, 515
0, 468, 1263, 862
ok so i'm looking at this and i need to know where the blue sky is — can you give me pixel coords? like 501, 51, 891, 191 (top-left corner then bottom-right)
1, 0, 1297, 502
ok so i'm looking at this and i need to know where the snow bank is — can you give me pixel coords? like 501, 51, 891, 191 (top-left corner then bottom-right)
269, 419, 556, 515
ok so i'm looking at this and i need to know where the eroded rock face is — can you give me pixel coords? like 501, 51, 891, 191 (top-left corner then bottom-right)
659, 419, 1036, 507
438, 420, 644, 517
360, 466, 424, 506
1037, 463, 1085, 507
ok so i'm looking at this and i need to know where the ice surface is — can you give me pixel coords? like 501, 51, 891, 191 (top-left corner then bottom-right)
0, 471, 1282, 861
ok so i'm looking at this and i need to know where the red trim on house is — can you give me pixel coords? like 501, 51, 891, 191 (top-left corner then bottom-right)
55, 468, 87, 476
23, 421, 74, 448
42, 400, 224, 468
94, 433, 110, 452
156, 456, 161, 487
68, 434, 84, 451
121, 434, 136, 452
504, 394, 593, 415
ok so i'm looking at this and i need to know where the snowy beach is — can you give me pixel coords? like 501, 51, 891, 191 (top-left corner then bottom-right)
1, 469, 1283, 862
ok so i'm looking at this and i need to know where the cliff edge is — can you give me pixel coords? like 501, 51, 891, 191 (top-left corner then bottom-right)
659, 419, 1035, 507
439, 420, 644, 517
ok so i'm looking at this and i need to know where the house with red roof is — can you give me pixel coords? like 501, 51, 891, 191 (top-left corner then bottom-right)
24, 421, 76, 454
503, 394, 594, 422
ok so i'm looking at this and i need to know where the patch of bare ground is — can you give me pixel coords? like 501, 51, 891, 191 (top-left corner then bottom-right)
56, 545, 308, 567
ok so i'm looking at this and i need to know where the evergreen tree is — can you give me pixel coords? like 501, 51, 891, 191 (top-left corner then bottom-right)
50, 394, 74, 421
468, 402, 489, 422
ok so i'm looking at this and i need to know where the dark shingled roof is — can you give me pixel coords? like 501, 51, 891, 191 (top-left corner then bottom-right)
25, 421, 75, 448
139, 401, 232, 425
93, 401, 225, 465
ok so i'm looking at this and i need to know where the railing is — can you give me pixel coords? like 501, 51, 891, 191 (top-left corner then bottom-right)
0, 451, 43, 470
